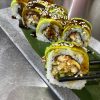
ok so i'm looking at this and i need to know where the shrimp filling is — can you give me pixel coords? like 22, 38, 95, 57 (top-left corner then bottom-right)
51, 55, 81, 80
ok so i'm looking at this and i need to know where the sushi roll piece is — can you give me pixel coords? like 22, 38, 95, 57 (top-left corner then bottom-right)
62, 18, 92, 47
36, 1, 68, 26
11, 0, 29, 19
44, 41, 89, 89
48, 5, 68, 26
36, 18, 63, 42
22, 0, 51, 29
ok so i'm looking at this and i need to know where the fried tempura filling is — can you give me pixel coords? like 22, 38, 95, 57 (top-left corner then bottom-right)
51, 55, 81, 80
67, 31, 84, 46
43, 25, 61, 41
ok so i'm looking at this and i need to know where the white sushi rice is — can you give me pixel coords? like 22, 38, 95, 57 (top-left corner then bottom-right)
46, 50, 87, 90
36, 23, 50, 42
11, 3, 21, 20
37, 33, 50, 42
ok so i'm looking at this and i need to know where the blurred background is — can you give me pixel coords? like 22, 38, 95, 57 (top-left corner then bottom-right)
0, 0, 11, 8
0, 0, 72, 9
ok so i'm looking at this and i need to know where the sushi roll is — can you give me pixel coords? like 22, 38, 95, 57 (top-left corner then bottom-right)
44, 41, 89, 89
62, 18, 92, 47
11, 0, 53, 19
22, 0, 51, 29
48, 5, 68, 26
11, 0, 29, 19
36, 18, 63, 42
